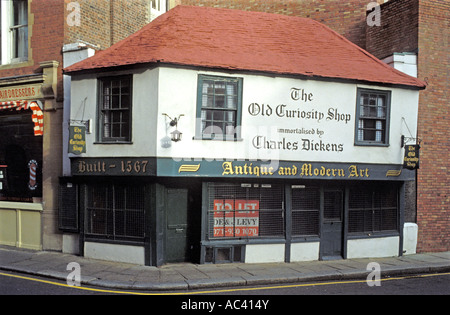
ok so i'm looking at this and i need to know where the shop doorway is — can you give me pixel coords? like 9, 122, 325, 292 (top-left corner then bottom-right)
320, 189, 344, 260
165, 188, 189, 262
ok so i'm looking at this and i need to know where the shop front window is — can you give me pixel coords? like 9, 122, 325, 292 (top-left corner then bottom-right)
85, 184, 145, 242
0, 111, 42, 202
206, 182, 284, 240
348, 183, 399, 234
291, 186, 320, 237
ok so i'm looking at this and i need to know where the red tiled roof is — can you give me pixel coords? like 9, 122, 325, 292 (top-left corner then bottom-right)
64, 5, 426, 89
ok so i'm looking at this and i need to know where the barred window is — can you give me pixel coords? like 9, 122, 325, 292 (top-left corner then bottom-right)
348, 184, 398, 234
85, 184, 145, 242
206, 182, 284, 239
292, 186, 320, 237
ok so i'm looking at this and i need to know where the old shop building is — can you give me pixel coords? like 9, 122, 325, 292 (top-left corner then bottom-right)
63, 6, 426, 266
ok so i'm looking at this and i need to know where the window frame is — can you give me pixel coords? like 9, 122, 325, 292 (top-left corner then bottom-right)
97, 75, 133, 143
354, 88, 391, 146
0, 0, 29, 65
195, 75, 243, 141
0, 112, 43, 202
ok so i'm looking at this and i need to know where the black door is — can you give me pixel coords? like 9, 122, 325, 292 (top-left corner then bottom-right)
320, 189, 344, 260
165, 189, 189, 263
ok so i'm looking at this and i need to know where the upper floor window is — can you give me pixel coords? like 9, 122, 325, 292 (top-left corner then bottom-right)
0, 0, 28, 65
98, 76, 132, 143
196, 75, 243, 141
149, 0, 167, 21
355, 88, 391, 146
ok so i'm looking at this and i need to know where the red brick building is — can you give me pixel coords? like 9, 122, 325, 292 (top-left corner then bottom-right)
170, 0, 449, 253
0, 0, 162, 251
355, 0, 449, 253
171, 0, 387, 49
414, 0, 449, 252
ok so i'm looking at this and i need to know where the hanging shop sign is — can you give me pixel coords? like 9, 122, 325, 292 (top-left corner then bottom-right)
403, 145, 420, 170
68, 125, 86, 155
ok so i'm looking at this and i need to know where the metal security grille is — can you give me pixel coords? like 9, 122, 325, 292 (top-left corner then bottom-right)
291, 186, 320, 236
206, 182, 284, 239
348, 185, 398, 234
324, 190, 343, 221
85, 184, 145, 242
58, 182, 78, 232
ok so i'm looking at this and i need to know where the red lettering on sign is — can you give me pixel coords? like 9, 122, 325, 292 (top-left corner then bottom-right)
213, 200, 259, 237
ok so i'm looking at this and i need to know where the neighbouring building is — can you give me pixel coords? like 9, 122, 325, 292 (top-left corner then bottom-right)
63, 6, 426, 266
365, 0, 449, 253
0, 0, 165, 252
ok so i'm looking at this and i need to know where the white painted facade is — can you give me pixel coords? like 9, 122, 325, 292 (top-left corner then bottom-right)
347, 236, 400, 259
84, 242, 146, 265
403, 223, 419, 255
382, 52, 418, 78
68, 65, 421, 265
245, 244, 286, 264
70, 66, 419, 165
290, 242, 320, 262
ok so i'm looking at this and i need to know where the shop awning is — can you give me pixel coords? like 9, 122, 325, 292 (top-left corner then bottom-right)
0, 100, 43, 136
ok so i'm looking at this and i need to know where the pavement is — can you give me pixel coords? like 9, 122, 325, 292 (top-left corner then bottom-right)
0, 245, 449, 292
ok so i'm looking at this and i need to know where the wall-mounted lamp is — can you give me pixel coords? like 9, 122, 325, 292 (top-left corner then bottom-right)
170, 129, 182, 142
162, 113, 184, 142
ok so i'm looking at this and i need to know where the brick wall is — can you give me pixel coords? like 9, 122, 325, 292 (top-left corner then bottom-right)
64, 0, 150, 49
111, 0, 150, 44
1, 0, 151, 100
416, 0, 450, 252
170, 0, 387, 49
366, 0, 419, 59
0, 0, 64, 83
